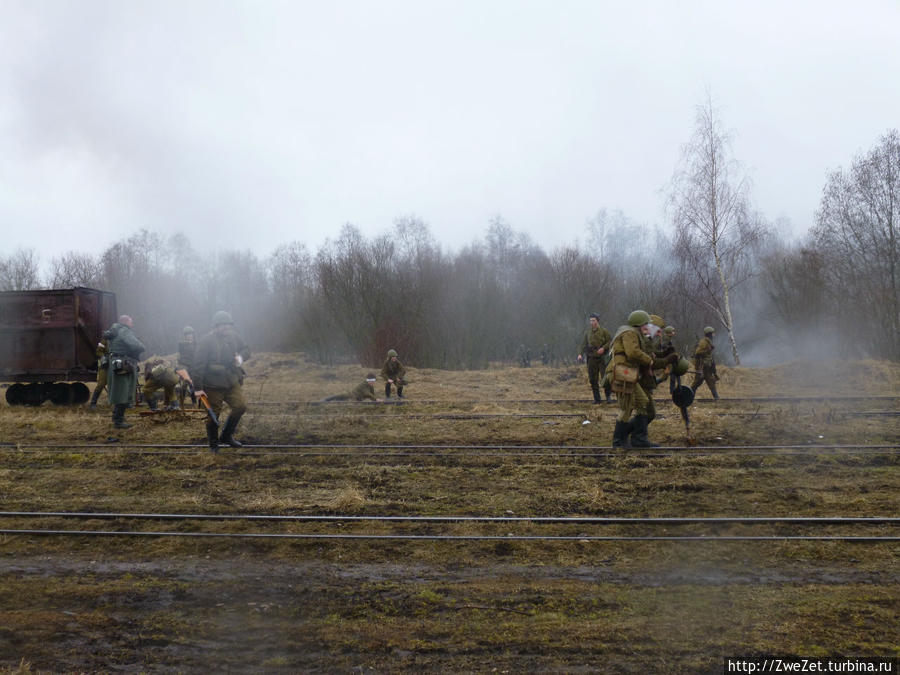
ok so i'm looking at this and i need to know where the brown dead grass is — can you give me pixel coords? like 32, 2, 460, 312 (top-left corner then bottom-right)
0, 355, 898, 672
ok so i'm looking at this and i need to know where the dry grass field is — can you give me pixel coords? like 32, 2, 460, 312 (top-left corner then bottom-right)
1, 356, 898, 673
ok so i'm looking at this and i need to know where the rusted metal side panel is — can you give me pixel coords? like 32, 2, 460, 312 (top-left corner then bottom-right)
0, 287, 117, 382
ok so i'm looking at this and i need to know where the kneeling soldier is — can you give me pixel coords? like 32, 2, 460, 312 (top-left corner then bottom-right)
381, 349, 407, 399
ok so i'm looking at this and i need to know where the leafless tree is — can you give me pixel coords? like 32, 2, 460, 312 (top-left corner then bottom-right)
0, 248, 42, 291
667, 95, 768, 364
47, 251, 102, 288
813, 129, 900, 359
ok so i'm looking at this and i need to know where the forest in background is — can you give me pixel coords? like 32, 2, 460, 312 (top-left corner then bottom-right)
2, 124, 897, 369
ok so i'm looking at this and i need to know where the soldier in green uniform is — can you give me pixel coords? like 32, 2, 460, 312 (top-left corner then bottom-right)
605, 310, 679, 448
324, 374, 379, 401
103, 315, 146, 429
577, 313, 612, 403
639, 314, 671, 425
660, 325, 679, 395
176, 326, 196, 409
88, 337, 109, 408
193, 311, 251, 452
691, 326, 719, 400
381, 349, 407, 398
143, 358, 180, 410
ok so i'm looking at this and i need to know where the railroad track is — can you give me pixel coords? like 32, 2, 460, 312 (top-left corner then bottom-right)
1, 442, 898, 458
1, 511, 897, 542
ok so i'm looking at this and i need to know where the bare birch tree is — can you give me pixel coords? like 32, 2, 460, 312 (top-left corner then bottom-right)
667, 95, 766, 364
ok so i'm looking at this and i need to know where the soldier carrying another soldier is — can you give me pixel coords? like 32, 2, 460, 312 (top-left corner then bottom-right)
193, 311, 251, 452
605, 310, 679, 448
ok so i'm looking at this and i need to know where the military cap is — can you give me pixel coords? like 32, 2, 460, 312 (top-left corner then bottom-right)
649, 314, 665, 328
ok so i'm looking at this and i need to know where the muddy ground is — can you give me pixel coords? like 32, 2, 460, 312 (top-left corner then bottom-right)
1, 357, 898, 673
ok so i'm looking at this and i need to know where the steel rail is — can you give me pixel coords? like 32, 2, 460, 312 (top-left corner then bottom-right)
2, 442, 896, 450
2, 512, 897, 524
1, 529, 896, 542
250, 412, 590, 419
271, 395, 900, 406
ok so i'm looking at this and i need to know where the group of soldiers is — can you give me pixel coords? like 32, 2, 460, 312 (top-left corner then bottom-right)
90, 306, 716, 451
92, 311, 251, 452
324, 349, 409, 402
578, 312, 720, 448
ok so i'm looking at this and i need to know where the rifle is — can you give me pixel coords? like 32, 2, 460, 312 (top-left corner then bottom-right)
197, 392, 219, 426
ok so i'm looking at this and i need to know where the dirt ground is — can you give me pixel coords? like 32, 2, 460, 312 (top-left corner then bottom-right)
1, 356, 898, 673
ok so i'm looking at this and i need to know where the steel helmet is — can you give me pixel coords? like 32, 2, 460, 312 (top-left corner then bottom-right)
672, 385, 695, 407
704, 326, 715, 335
212, 311, 234, 326
627, 310, 651, 327
387, 349, 398, 358
664, 325, 676, 336
183, 325, 195, 335
673, 356, 691, 376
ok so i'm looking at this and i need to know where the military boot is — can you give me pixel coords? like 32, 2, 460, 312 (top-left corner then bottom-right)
708, 382, 720, 400
89, 388, 101, 408
628, 415, 659, 448
147, 395, 158, 411
612, 420, 631, 448
112, 404, 132, 429
396, 386, 404, 398
591, 384, 602, 404
220, 415, 243, 448
206, 420, 220, 453
384, 383, 392, 399
604, 384, 613, 403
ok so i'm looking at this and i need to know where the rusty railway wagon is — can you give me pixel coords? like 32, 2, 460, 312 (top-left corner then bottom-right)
0, 287, 117, 405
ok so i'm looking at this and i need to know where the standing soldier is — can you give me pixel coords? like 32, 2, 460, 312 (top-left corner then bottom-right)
381, 349, 407, 398
516, 344, 531, 368
177, 326, 197, 409
577, 314, 612, 404
691, 326, 720, 400
193, 311, 251, 452
606, 310, 679, 448
660, 325, 679, 395
639, 314, 671, 426
103, 315, 146, 429
88, 337, 109, 408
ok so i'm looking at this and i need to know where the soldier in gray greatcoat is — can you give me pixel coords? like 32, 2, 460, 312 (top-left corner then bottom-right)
193, 311, 251, 452
103, 315, 146, 429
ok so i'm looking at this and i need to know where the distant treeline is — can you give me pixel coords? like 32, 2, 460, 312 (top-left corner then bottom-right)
2, 130, 897, 367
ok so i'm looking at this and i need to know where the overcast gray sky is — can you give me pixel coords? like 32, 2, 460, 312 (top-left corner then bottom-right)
1, 0, 898, 263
